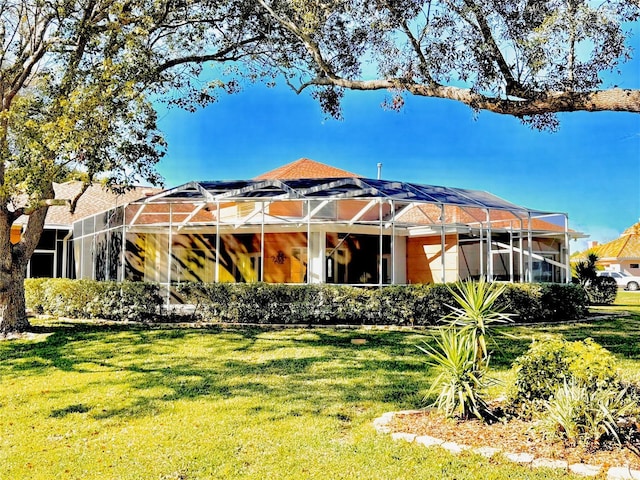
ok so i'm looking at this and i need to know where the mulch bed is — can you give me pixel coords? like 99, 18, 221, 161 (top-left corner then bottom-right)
390, 409, 640, 470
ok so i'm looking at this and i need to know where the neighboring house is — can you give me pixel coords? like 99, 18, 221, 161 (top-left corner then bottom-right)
13, 182, 159, 278
574, 222, 640, 276
66, 158, 580, 302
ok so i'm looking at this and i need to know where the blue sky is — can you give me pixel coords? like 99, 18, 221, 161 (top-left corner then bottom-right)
155, 56, 639, 252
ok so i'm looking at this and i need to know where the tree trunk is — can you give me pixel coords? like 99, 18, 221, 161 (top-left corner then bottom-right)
0, 186, 51, 334
0, 268, 29, 334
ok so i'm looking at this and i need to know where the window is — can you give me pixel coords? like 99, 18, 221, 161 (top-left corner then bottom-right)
631, 263, 639, 269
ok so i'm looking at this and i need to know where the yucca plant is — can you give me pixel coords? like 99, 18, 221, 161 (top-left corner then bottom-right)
540, 379, 636, 447
417, 327, 492, 420
445, 278, 514, 363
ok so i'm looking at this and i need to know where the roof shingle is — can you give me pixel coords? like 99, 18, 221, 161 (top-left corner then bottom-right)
254, 158, 360, 180
575, 222, 640, 260
15, 182, 160, 228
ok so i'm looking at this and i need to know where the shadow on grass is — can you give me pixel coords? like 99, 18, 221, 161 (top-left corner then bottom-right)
3, 316, 639, 421
0, 322, 427, 420
50, 403, 91, 417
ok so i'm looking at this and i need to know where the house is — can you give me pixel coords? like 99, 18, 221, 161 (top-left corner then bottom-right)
574, 222, 640, 275
13, 182, 159, 278
65, 158, 579, 302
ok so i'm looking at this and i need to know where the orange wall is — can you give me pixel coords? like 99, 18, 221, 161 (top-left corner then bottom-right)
338, 200, 392, 221
267, 200, 391, 222
406, 235, 458, 284
262, 232, 308, 283
269, 201, 303, 218
10, 226, 21, 244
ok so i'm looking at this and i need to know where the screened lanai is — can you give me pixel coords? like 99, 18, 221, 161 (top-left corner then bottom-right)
72, 176, 577, 302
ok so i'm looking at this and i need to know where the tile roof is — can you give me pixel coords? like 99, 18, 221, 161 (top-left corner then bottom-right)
397, 203, 568, 232
15, 182, 160, 228
254, 158, 360, 180
574, 222, 640, 260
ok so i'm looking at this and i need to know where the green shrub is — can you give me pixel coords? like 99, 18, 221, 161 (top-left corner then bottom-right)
41, 279, 103, 318
376, 285, 416, 325
508, 337, 618, 418
498, 283, 544, 323
539, 283, 589, 320
445, 279, 513, 360
584, 276, 618, 305
497, 283, 588, 323
418, 280, 512, 421
412, 284, 454, 325
29, 279, 589, 325
24, 278, 49, 314
108, 282, 163, 321
25, 279, 161, 321
178, 282, 586, 325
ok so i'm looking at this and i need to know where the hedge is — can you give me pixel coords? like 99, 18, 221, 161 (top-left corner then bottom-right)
176, 281, 587, 326
25, 279, 588, 325
584, 276, 618, 305
25, 279, 162, 322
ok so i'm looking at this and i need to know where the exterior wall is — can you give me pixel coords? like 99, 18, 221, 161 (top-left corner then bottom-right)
393, 236, 407, 284
598, 259, 640, 276
123, 231, 310, 284
621, 260, 640, 275
337, 200, 391, 222
266, 199, 391, 222
406, 235, 458, 284
11, 226, 21, 244
269, 201, 303, 218
263, 232, 308, 283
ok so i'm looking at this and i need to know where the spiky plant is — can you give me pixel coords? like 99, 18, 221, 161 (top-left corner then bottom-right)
541, 379, 636, 447
445, 278, 514, 363
417, 328, 493, 420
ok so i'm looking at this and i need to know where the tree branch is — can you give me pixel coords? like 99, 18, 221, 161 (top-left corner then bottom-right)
69, 181, 89, 215
9, 198, 69, 223
154, 35, 265, 73
382, 0, 437, 86
256, 0, 337, 80
453, 0, 525, 96
301, 75, 640, 115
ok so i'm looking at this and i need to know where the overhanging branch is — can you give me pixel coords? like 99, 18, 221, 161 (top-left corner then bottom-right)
155, 35, 265, 73
300, 76, 640, 115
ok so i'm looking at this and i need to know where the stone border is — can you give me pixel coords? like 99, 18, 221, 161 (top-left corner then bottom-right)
373, 411, 640, 479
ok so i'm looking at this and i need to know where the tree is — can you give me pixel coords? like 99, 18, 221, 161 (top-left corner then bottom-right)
0, 0, 266, 333
574, 252, 599, 286
2, 1, 638, 334
251, 0, 640, 128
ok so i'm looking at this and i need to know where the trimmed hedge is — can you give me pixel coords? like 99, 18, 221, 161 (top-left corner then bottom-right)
25, 279, 162, 321
584, 276, 618, 305
177, 281, 588, 326
25, 279, 589, 325
496, 282, 588, 323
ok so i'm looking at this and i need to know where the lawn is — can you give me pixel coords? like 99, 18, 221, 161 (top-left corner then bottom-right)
1, 292, 639, 479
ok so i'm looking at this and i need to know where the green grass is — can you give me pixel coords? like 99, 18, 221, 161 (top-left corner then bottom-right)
2, 294, 640, 479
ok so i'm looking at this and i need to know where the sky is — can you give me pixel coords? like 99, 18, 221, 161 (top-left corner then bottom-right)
154, 51, 640, 254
